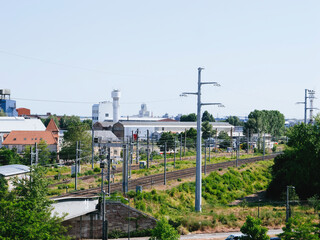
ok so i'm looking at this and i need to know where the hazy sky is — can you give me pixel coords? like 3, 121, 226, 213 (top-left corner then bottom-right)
1, 1, 319, 119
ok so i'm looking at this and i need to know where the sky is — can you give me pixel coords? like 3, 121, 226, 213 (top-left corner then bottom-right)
0, 1, 319, 119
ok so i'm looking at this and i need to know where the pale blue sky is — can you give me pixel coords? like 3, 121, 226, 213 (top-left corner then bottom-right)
1, 1, 319, 119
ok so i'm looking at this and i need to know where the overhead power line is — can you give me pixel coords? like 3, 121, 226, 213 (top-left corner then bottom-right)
0, 49, 145, 77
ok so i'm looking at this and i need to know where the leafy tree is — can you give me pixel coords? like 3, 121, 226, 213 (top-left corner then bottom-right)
157, 132, 176, 151
0, 166, 69, 239
0, 147, 21, 165
226, 116, 243, 126
82, 119, 92, 130
60, 121, 92, 161
279, 216, 320, 240
42, 114, 59, 127
180, 113, 197, 122
244, 110, 285, 137
202, 121, 216, 140
240, 216, 269, 240
150, 218, 180, 240
267, 116, 320, 199
202, 110, 215, 122
218, 131, 231, 149
186, 128, 197, 141
59, 115, 81, 130
22, 140, 54, 166
308, 195, 320, 214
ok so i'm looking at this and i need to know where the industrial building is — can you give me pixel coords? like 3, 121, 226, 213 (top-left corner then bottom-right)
0, 89, 18, 117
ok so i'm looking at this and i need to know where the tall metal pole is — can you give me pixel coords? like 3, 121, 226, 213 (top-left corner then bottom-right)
164, 142, 167, 185
35, 142, 38, 165
174, 139, 176, 168
75, 141, 78, 190
236, 137, 239, 168
91, 121, 94, 169
263, 133, 265, 160
151, 136, 154, 162
304, 89, 308, 124
107, 147, 111, 196
122, 144, 128, 194
184, 129, 186, 156
195, 67, 203, 212
204, 142, 207, 175
208, 140, 211, 162
147, 130, 150, 169
247, 129, 249, 154
180, 135, 182, 161
136, 129, 139, 164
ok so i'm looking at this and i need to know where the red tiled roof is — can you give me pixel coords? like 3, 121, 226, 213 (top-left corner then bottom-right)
2, 131, 57, 145
46, 119, 59, 132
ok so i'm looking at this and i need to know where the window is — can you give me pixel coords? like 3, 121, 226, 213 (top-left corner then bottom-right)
105, 113, 109, 117
13, 138, 16, 141
24, 138, 27, 140
35, 138, 37, 140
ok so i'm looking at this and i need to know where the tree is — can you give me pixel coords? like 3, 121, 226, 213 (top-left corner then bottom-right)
59, 115, 81, 130
0, 166, 69, 239
180, 113, 197, 122
59, 121, 92, 161
308, 195, 320, 214
42, 114, 59, 127
22, 140, 53, 166
244, 110, 285, 137
0, 147, 21, 165
218, 131, 231, 149
240, 216, 269, 240
226, 116, 243, 126
202, 121, 215, 140
157, 132, 176, 151
279, 216, 319, 240
202, 111, 215, 122
267, 116, 320, 199
150, 218, 180, 240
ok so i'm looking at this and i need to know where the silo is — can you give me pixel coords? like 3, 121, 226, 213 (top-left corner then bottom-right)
111, 89, 121, 123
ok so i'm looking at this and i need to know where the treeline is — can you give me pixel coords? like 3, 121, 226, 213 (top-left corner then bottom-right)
42, 114, 92, 130
267, 116, 320, 199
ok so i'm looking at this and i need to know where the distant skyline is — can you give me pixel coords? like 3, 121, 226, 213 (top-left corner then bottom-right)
1, 1, 319, 119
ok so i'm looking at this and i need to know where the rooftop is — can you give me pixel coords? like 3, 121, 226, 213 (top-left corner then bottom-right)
0, 164, 30, 177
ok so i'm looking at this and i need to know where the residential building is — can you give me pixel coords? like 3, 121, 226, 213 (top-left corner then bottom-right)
0, 164, 30, 191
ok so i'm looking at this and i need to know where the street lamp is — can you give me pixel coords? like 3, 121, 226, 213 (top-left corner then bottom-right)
181, 67, 222, 212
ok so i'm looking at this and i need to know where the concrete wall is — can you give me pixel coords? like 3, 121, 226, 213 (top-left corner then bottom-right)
63, 201, 157, 239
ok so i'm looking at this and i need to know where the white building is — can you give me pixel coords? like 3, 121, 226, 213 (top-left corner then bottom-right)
92, 101, 113, 123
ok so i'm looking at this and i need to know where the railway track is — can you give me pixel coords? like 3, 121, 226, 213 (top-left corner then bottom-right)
53, 153, 279, 199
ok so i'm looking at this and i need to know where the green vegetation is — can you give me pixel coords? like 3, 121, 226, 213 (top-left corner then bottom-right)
59, 120, 92, 161
0, 166, 69, 239
180, 113, 197, 122
279, 216, 320, 240
150, 218, 180, 240
267, 116, 320, 199
0, 147, 21, 165
240, 216, 269, 240
244, 110, 285, 137
202, 110, 215, 122
128, 161, 274, 231
226, 116, 244, 126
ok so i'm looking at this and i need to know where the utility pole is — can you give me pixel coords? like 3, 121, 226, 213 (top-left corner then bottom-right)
308, 90, 317, 124
184, 129, 186, 157
75, 141, 78, 190
204, 141, 207, 175
151, 136, 154, 162
164, 142, 167, 185
91, 121, 94, 169
174, 138, 176, 168
180, 135, 182, 161
107, 147, 111, 196
208, 140, 211, 162
263, 133, 265, 160
147, 130, 150, 169
34, 142, 38, 165
122, 144, 128, 194
181, 67, 221, 212
247, 129, 249, 154
136, 129, 139, 164
236, 136, 239, 168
